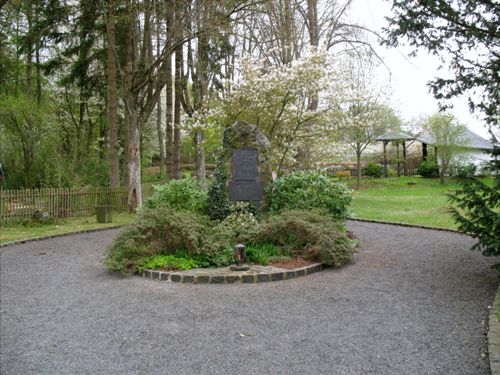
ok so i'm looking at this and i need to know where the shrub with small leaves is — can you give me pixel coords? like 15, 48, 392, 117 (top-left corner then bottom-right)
267, 171, 352, 220
145, 179, 207, 213
254, 209, 356, 267
454, 162, 477, 178
213, 205, 259, 244
364, 163, 384, 178
417, 160, 439, 178
105, 208, 209, 274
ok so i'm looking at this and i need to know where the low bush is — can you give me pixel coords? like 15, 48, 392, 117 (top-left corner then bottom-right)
212, 202, 259, 244
254, 209, 356, 267
105, 208, 209, 274
145, 178, 207, 213
138, 254, 200, 272
245, 243, 288, 265
267, 171, 352, 220
417, 160, 439, 178
454, 163, 477, 178
106, 207, 356, 274
364, 163, 384, 178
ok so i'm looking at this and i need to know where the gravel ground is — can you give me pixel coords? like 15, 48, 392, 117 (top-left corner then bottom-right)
0, 221, 498, 375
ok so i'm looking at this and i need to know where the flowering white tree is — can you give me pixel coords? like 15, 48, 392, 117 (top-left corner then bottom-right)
221, 51, 335, 174
330, 54, 400, 188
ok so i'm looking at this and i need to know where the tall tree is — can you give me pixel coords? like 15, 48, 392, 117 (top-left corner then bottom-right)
331, 55, 399, 189
165, 1, 174, 179
423, 113, 468, 184
106, 0, 120, 187
155, 0, 166, 179
385, 0, 500, 128
172, 0, 183, 180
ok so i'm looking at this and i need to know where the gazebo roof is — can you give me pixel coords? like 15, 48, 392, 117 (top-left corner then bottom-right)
415, 129, 493, 150
375, 131, 415, 142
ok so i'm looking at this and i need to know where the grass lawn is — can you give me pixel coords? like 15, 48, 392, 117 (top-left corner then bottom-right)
0, 212, 135, 244
349, 176, 493, 230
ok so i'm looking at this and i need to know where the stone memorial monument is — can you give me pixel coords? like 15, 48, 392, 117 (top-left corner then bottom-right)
223, 121, 272, 204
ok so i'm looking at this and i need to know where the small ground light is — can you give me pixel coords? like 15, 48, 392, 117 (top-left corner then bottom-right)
230, 244, 249, 271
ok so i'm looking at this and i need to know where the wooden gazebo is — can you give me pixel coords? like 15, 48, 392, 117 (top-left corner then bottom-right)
376, 129, 493, 177
376, 131, 423, 177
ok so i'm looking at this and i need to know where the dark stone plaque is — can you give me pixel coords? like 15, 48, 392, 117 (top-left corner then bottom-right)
232, 148, 258, 181
228, 180, 264, 201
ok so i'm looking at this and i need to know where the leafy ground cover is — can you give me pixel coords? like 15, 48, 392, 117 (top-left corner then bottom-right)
106, 207, 357, 274
350, 176, 493, 230
0, 213, 135, 244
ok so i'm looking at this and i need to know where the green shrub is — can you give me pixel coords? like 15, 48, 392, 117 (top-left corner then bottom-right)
454, 163, 477, 178
105, 208, 209, 274
145, 179, 207, 213
267, 171, 352, 220
448, 148, 500, 271
138, 254, 200, 272
254, 209, 356, 267
245, 243, 288, 265
206, 153, 230, 220
212, 203, 259, 244
417, 160, 439, 178
364, 163, 384, 178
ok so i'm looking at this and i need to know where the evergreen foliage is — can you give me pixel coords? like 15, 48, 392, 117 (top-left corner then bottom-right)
448, 145, 500, 268
205, 152, 230, 220
384, 0, 500, 127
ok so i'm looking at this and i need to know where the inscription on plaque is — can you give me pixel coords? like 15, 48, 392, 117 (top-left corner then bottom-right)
232, 149, 258, 181
228, 180, 264, 201
228, 148, 263, 201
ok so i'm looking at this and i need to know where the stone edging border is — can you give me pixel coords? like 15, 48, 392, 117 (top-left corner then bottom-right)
139, 263, 324, 284
348, 217, 462, 234
489, 286, 500, 374
0, 225, 126, 248
0, 218, 462, 249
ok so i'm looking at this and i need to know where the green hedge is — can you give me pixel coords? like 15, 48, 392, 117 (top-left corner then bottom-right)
267, 171, 352, 220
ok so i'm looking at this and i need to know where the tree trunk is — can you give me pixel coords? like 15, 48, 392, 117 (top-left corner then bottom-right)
25, 0, 33, 97
303, 0, 319, 168
383, 141, 388, 177
439, 152, 445, 184
106, 0, 120, 187
124, 109, 130, 187
173, 5, 182, 179
165, 5, 174, 179
126, 106, 142, 211
356, 151, 361, 189
156, 5, 165, 179
396, 141, 401, 177
195, 130, 206, 189
123, 1, 141, 211
34, 0, 41, 105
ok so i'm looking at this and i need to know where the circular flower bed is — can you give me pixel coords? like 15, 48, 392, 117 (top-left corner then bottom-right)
105, 174, 356, 276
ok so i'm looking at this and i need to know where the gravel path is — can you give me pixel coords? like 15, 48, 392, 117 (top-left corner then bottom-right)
1, 221, 498, 375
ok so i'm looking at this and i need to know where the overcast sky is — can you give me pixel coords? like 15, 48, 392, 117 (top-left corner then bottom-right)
351, 0, 491, 138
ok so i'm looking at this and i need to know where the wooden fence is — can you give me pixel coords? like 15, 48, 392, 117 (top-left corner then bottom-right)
0, 184, 155, 224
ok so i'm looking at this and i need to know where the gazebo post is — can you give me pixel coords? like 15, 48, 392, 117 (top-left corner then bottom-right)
383, 141, 388, 177
422, 143, 428, 161
396, 141, 401, 177
402, 141, 407, 176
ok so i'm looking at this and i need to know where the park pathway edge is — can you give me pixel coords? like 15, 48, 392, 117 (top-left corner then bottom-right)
490, 286, 500, 374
